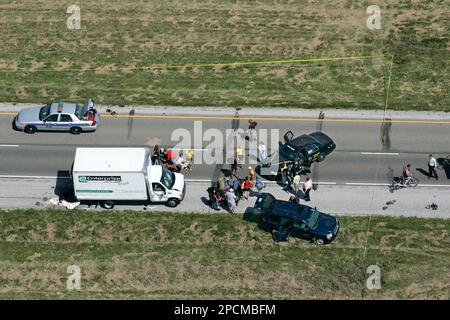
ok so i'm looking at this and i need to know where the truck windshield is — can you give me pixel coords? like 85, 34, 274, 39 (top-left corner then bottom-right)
39, 105, 51, 120
303, 208, 320, 229
160, 168, 175, 189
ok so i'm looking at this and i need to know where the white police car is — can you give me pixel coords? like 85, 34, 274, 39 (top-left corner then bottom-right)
14, 99, 99, 134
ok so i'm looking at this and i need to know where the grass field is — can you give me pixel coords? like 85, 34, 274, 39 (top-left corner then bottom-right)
0, 1, 448, 110
0, 209, 448, 299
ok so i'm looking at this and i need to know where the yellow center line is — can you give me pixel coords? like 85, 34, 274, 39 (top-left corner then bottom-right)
161, 55, 384, 69
2, 112, 447, 124
0, 55, 385, 73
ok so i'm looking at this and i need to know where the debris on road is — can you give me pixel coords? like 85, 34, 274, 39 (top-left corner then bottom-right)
382, 200, 396, 210
48, 198, 80, 210
425, 203, 438, 210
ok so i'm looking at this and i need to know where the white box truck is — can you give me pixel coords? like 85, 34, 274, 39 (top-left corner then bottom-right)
72, 148, 186, 209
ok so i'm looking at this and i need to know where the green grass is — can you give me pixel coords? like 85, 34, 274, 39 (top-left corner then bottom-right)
0, 1, 448, 110
0, 209, 448, 299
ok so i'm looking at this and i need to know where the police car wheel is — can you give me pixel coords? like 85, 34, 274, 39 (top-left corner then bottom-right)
70, 127, 82, 135
317, 154, 326, 162
166, 198, 179, 207
102, 201, 115, 209
24, 125, 37, 134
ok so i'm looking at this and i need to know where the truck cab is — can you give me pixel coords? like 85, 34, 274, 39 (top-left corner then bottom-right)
146, 164, 186, 207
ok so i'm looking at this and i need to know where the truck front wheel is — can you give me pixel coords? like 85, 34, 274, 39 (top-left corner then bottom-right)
166, 198, 179, 208
102, 201, 115, 209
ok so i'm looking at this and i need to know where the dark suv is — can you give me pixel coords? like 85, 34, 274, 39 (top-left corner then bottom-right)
244, 193, 340, 244
278, 131, 336, 166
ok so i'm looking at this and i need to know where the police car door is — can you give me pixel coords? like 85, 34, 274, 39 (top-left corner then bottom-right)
43, 114, 59, 130
58, 114, 74, 131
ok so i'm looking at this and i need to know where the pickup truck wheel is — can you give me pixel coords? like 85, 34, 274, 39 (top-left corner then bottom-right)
24, 125, 37, 134
317, 153, 326, 162
314, 238, 325, 245
102, 201, 115, 209
70, 127, 82, 135
166, 198, 179, 208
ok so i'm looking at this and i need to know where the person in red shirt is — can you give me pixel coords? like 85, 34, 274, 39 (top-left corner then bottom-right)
242, 177, 253, 200
166, 149, 176, 163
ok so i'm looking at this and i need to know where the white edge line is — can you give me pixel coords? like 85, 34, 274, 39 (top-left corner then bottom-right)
345, 182, 390, 186
361, 152, 399, 155
0, 175, 65, 179
172, 148, 208, 151
0, 145, 20, 147
0, 176, 449, 188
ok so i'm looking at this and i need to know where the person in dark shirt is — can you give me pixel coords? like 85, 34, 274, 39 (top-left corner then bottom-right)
207, 184, 219, 210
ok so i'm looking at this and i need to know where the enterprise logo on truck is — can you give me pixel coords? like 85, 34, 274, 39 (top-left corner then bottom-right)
78, 176, 121, 183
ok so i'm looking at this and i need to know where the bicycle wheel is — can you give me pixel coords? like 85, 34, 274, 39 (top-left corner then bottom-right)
408, 177, 419, 187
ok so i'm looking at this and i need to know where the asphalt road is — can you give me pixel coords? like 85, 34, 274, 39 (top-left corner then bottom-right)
1, 111, 450, 186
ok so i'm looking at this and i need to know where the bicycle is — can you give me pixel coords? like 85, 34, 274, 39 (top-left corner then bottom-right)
389, 176, 419, 191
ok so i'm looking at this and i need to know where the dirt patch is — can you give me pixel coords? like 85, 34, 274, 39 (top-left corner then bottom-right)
46, 223, 56, 241
155, 224, 167, 241
15, 86, 28, 99
38, 87, 50, 98
95, 64, 117, 74
30, 60, 45, 71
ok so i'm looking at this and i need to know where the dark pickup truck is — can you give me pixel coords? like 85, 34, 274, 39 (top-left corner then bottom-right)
244, 193, 340, 244
278, 130, 336, 166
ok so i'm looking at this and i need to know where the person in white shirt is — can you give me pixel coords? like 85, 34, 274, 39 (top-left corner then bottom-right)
257, 143, 267, 165
226, 189, 237, 214
293, 174, 301, 201
175, 152, 192, 171
428, 154, 438, 180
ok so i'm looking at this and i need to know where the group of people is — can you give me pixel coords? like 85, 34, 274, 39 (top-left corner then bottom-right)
150, 145, 193, 172
207, 166, 266, 214
280, 160, 313, 202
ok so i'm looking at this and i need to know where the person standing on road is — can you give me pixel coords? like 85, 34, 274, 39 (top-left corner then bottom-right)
226, 189, 237, 214
255, 178, 266, 195
248, 166, 255, 181
303, 176, 313, 201
243, 176, 252, 200
257, 143, 267, 166
283, 163, 293, 192
218, 176, 226, 191
186, 149, 195, 164
246, 119, 258, 141
292, 160, 303, 176
293, 173, 301, 201
207, 184, 219, 211
151, 145, 161, 165
428, 154, 438, 180
231, 151, 241, 177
